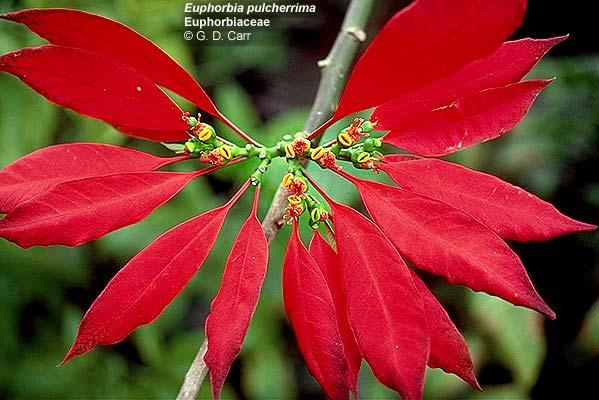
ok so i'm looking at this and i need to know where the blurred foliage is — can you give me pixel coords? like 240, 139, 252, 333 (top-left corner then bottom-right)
0, 0, 597, 399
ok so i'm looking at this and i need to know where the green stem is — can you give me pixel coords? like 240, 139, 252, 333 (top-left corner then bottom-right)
251, 157, 272, 184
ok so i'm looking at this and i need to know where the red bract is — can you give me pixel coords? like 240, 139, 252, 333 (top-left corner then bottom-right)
308, 231, 361, 395
306, 176, 430, 400
0, 1, 595, 399
62, 180, 251, 363
380, 157, 595, 241
0, 171, 205, 248
283, 223, 351, 400
308, 0, 527, 137
0, 45, 189, 141
409, 270, 480, 390
337, 169, 555, 318
372, 36, 567, 134
204, 187, 268, 400
0, 143, 183, 212
379, 79, 552, 156
1, 8, 220, 117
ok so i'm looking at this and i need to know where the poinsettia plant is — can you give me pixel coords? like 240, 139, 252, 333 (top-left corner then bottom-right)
0, 1, 595, 399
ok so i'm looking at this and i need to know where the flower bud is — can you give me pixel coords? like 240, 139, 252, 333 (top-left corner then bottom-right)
186, 116, 198, 127
361, 120, 374, 133
185, 141, 197, 153
310, 208, 321, 223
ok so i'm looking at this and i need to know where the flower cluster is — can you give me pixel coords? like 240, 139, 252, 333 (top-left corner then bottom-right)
0, 2, 595, 400
283, 172, 308, 221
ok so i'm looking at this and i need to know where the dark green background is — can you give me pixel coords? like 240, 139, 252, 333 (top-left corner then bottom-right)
0, 0, 597, 398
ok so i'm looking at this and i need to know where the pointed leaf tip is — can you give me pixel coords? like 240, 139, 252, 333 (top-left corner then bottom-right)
61, 182, 250, 362
380, 158, 596, 242
332, 0, 528, 122
318, 193, 429, 399
0, 45, 188, 141
1, 8, 221, 118
340, 172, 555, 320
381, 80, 552, 156
0, 172, 198, 248
284, 223, 351, 400
0, 143, 180, 213
373, 35, 567, 138
410, 271, 480, 390
309, 230, 362, 394
205, 186, 268, 400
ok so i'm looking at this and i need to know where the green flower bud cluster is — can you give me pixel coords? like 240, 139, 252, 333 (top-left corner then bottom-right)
183, 137, 219, 156
332, 135, 383, 170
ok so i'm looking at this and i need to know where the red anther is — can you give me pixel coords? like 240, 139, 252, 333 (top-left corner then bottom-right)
361, 160, 381, 172
191, 124, 203, 135
285, 204, 304, 218
200, 149, 225, 166
292, 138, 311, 156
182, 111, 191, 120
347, 117, 366, 142
319, 211, 329, 221
318, 151, 340, 171
285, 178, 307, 196
351, 117, 364, 128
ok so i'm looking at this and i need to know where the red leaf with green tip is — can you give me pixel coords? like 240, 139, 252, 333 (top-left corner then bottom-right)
307, 176, 429, 400
0, 143, 184, 213
330, 0, 527, 122
373, 36, 566, 129
309, 231, 361, 395
0, 45, 188, 141
0, 170, 210, 248
339, 172, 555, 319
380, 80, 552, 156
283, 223, 351, 400
410, 271, 480, 389
1, 8, 221, 117
204, 187, 268, 400
381, 158, 596, 241
61, 181, 250, 364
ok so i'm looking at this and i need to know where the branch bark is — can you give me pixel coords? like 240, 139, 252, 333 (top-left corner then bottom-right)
176, 0, 374, 398
176, 340, 208, 400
